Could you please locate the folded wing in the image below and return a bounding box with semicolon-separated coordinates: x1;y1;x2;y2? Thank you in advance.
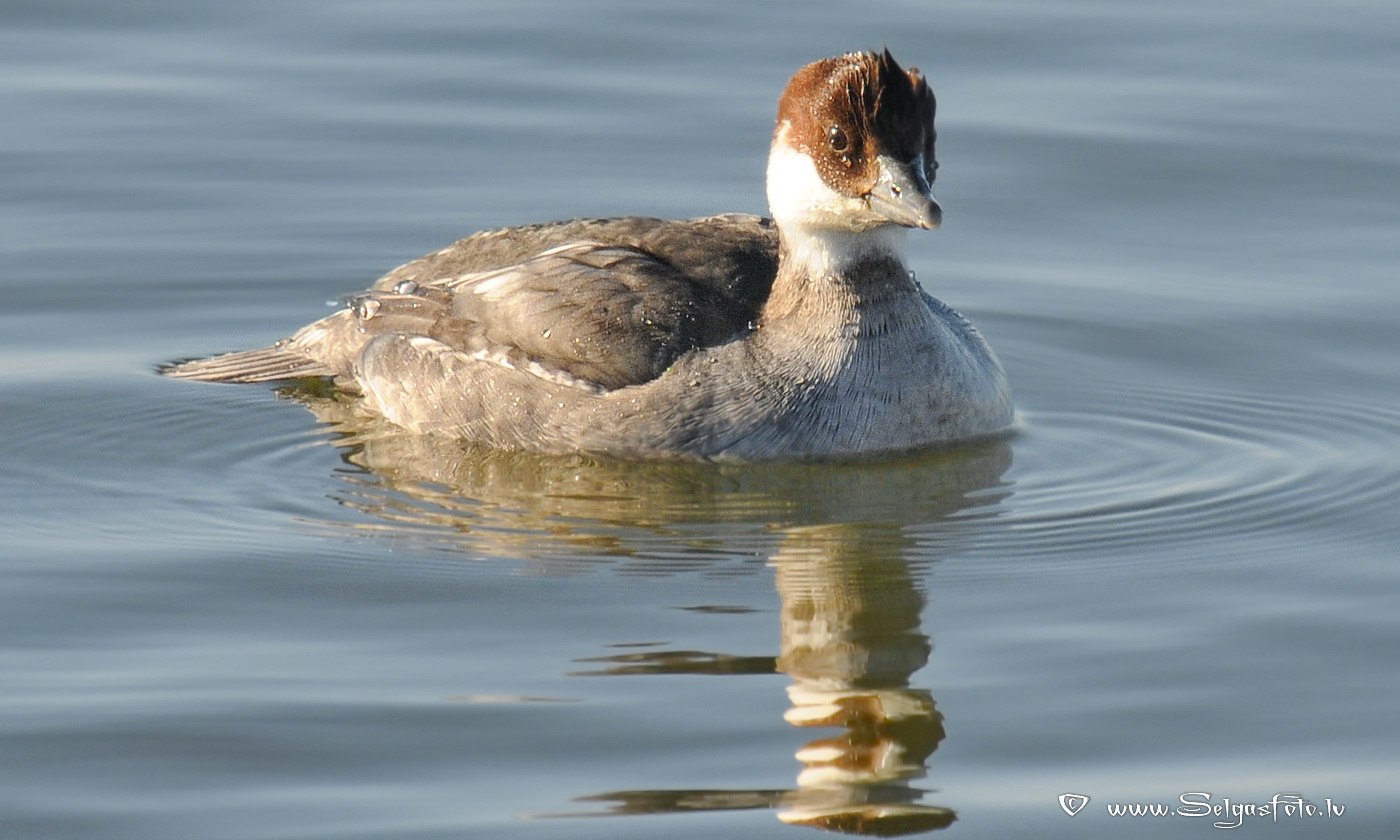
163;217;777;393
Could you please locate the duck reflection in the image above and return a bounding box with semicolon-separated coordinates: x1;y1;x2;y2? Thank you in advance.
775;526;951;832
571;525;955;834
289;389;1011;835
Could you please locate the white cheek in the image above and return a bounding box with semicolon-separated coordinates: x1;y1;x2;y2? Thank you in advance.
765;142;870;231
765;143;908;275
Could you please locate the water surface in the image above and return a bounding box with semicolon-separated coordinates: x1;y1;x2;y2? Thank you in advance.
4;1;1399;837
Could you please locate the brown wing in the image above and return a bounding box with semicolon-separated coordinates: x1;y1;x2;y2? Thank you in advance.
375;213;778;314
164;214;778;389
351;242;752;391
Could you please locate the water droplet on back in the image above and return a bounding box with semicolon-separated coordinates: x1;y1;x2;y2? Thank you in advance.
356;298;381;320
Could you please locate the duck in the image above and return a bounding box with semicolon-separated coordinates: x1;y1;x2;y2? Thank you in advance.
163;50;1013;460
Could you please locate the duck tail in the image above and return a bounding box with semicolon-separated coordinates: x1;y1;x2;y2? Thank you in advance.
159;344;332;383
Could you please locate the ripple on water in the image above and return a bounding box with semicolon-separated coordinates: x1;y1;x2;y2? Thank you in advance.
25;366;1392;583
1;378;342;556
972;382;1400;570
140;373;1400;583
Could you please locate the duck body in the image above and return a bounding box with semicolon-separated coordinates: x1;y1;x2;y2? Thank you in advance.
164;52;1013;460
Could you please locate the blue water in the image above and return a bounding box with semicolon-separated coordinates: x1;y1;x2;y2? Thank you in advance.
4;1;1400;838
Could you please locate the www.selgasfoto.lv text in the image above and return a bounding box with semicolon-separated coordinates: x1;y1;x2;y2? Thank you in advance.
1101;792;1345;829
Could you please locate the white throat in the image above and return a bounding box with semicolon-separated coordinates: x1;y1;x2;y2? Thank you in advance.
780;221;909;281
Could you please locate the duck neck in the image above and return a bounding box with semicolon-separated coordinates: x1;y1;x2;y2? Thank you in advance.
762;224;921;324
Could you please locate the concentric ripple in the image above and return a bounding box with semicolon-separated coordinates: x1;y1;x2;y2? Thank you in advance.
217;368;1400;580
1;378;342;556
959;380;1400;569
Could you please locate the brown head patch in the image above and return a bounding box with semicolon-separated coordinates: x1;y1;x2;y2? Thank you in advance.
774;49;937;198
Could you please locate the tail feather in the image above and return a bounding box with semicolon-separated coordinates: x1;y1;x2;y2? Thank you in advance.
160;345;332;383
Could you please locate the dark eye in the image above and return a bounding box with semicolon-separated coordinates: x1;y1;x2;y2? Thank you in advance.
827;125;849;153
